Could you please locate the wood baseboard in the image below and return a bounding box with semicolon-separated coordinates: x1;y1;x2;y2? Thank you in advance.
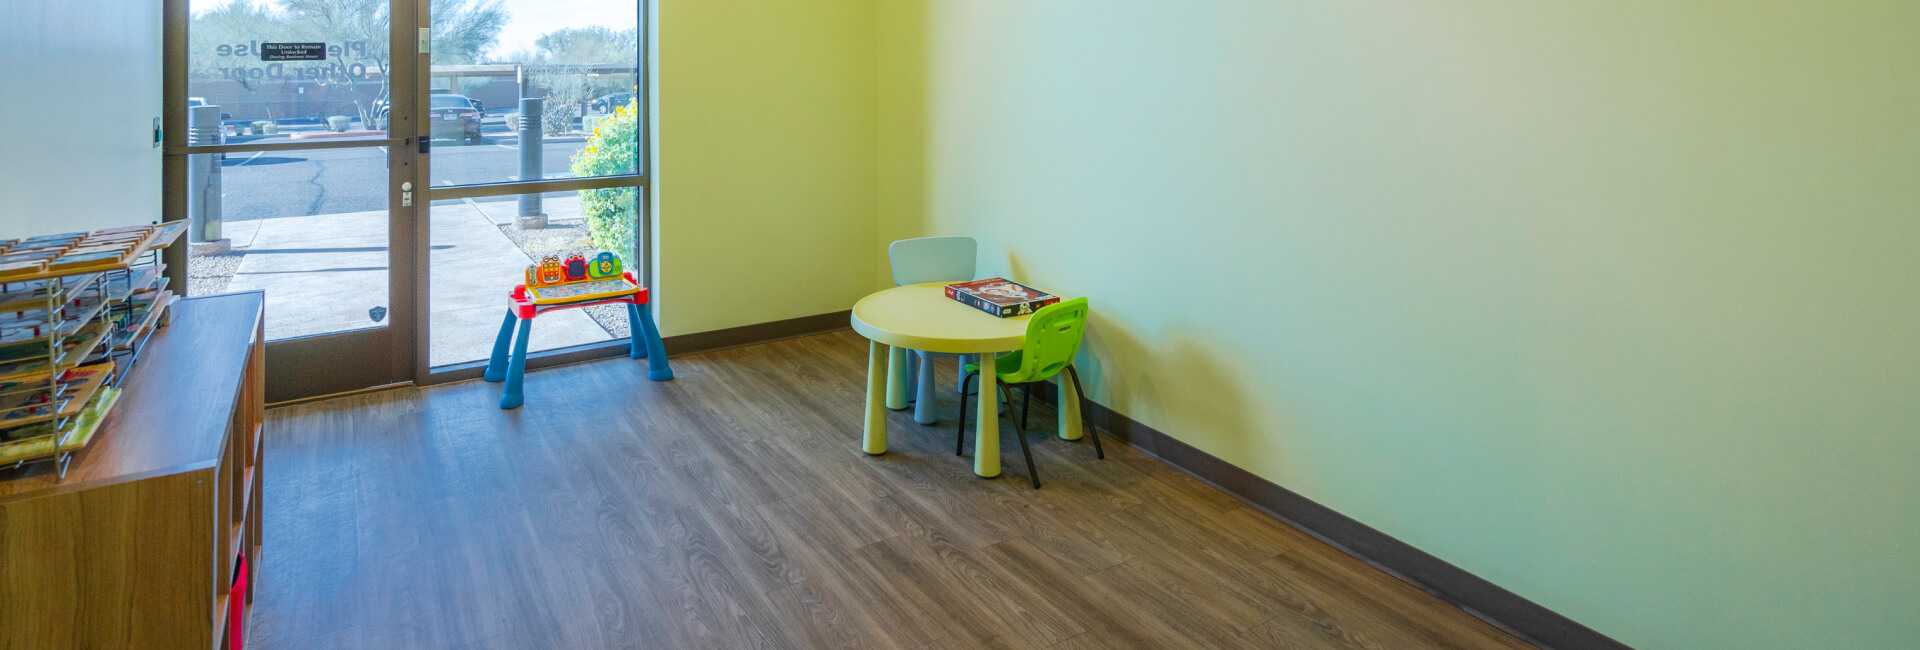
1041;385;1630;649
664;310;851;355
326;311;857;395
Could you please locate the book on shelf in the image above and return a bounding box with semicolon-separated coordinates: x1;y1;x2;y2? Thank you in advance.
943;277;1060;318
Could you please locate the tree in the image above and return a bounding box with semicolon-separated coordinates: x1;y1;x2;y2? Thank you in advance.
282;0;506;126
189;0;507;126
529;27;637;65
272;0;505;66
520;27;637;133
275;0;388;126
428;0;511;64
187;1;282;85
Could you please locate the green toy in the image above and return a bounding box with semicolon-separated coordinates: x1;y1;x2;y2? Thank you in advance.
587;251;623;279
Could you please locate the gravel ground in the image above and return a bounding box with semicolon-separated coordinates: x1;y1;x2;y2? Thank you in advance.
497;220;630;339
188;250;243;296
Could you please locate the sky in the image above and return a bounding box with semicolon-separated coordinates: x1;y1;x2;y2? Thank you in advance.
194;0;637;60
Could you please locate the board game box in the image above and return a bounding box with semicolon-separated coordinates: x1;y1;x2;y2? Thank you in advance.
944;277;1060;318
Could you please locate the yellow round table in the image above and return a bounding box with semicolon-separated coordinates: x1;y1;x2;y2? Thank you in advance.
850;282;1084;478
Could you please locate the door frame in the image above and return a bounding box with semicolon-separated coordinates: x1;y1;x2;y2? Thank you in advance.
162;0;652;399
162;0;423;402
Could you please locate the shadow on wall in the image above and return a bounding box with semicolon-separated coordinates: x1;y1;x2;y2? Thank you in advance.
1005;251;1286;482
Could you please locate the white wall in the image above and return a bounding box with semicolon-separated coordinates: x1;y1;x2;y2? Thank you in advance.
0;0;164;238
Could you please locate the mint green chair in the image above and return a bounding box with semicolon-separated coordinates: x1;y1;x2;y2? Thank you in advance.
888;236;977;424
955;297;1100;489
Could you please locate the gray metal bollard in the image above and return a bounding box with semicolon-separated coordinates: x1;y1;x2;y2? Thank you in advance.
187;105;226;244
517;97;546;228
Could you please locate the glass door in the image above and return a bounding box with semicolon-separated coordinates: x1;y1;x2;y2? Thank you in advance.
166;0;422;401
416;0;649;378
166;0;649;397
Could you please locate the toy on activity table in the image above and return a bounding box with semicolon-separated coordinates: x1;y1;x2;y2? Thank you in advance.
484;250;670;409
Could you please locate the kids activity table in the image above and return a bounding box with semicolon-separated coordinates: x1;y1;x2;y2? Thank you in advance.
484;271;671;409
849;281;1084;478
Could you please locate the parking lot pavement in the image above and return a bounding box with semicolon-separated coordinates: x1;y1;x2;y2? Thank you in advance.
215;135;599;220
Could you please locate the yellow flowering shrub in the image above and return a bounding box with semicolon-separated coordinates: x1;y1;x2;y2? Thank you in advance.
569;99;639;263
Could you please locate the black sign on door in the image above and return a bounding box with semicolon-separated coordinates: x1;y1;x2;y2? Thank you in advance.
260;43;327;61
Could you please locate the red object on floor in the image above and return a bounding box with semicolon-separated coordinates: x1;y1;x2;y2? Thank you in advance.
227;556;249;650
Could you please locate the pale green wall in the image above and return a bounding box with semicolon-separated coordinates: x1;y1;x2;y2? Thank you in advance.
876;1;1919;647
654;0;877;336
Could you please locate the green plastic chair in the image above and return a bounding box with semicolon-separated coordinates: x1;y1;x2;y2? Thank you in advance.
955;297;1101;489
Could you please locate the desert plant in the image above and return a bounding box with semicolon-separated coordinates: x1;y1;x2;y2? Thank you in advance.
569;99;639;263
540;100;576;134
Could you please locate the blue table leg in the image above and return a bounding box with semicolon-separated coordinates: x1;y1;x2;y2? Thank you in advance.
500;318;533;409
886;347;911;410
635;302;673;381
625;302;647;359
906;350;919;402
913;350;938;424
483;309;517;383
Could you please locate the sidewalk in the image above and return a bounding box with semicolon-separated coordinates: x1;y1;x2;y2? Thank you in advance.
221;197;614;367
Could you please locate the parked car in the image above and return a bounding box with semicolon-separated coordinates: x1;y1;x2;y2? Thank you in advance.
365;94;485;141
428;93;484;144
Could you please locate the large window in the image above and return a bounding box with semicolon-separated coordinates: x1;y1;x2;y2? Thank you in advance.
424;0;645;368
428;7;640;187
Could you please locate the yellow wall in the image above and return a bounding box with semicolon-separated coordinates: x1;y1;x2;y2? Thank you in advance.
877;1;1919;647
653;0;877;336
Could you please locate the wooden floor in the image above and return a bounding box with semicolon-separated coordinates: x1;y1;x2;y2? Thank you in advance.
252;329;1530;650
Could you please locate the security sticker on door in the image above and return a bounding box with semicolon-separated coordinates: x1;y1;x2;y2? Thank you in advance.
260;43;327;61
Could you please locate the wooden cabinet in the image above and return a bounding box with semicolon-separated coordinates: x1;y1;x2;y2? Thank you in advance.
0;292;266;650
